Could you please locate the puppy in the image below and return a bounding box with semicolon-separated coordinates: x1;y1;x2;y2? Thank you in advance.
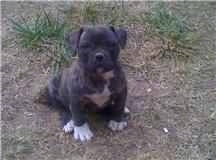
48;25;128;142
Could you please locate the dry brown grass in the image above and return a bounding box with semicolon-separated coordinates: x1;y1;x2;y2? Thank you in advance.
2;1;216;160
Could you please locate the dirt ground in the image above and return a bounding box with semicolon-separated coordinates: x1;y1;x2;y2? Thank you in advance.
1;1;216;160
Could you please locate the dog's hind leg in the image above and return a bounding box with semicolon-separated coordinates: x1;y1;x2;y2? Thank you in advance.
106;88;128;131
48;74;74;132
47;74;63;108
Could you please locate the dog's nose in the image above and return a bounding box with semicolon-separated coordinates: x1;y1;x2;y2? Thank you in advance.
95;53;104;62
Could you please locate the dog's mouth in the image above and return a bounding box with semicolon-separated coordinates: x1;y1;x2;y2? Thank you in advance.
85;59;115;76
96;68;114;80
96;67;105;74
96;65;114;74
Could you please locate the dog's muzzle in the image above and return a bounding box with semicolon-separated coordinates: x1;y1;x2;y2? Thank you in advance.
93;52;114;74
95;52;105;64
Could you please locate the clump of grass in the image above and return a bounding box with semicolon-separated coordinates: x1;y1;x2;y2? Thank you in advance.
10;11;66;49
100;1;129;26
142;2;197;58
9;11;72;74
81;2;99;24
66;1;130;26
65;2;101;27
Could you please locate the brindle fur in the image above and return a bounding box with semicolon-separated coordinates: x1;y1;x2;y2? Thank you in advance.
48;25;127;127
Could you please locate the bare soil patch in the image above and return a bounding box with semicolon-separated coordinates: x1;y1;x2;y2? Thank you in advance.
1;2;216;160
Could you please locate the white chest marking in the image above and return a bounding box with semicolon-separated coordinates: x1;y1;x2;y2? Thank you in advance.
86;83;111;107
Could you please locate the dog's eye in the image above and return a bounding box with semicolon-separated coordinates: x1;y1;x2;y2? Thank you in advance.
108;42;116;48
80;43;92;49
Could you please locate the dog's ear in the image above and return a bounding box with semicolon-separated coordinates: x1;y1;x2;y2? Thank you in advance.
65;27;84;54
110;26;127;49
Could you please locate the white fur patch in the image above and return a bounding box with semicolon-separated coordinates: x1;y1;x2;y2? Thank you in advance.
124;107;130;113
102;70;114;80
85;83;111;107
74;123;93;141
84;71;114;107
108;120;127;131
63;120;74;133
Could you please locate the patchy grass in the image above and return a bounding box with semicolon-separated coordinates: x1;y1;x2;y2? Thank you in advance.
9;10;71;74
141;2;197;58
9;11;66;49
10;1;199;74
81;2;99;24
9;2;133;74
65;1;130;26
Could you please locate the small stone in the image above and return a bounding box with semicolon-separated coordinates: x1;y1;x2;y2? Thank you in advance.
210;110;216;119
147;88;152;92
163;127;168;133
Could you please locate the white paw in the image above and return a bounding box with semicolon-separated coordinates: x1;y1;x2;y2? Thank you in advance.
108;120;127;131
124;107;130;113
63;120;74;133
74;123;93;142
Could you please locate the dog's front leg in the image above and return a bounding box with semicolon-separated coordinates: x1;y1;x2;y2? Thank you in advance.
64;98;93;142
107;88;128;131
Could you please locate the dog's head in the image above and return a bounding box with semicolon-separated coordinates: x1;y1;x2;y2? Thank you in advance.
66;25;127;74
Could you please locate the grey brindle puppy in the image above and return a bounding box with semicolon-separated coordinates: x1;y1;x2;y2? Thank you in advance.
48;25;129;142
